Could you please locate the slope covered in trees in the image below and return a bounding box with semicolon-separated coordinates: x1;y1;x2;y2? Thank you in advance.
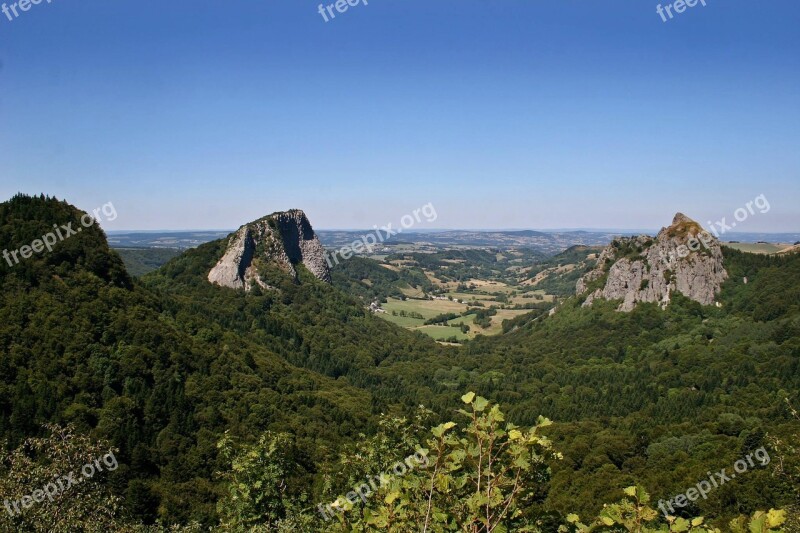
0;195;441;525
0;195;798;529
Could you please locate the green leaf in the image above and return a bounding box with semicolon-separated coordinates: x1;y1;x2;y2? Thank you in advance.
474;396;489;412
765;509;786;528
600;506;622;525
748;514;766;533
432;421;457;437
672;517;690;532
461;392;476;404
489;404;505;422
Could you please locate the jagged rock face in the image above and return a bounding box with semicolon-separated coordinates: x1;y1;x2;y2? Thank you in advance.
577;213;728;312
208;209;331;290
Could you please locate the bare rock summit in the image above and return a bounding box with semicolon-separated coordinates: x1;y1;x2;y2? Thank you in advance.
208;209;331;290
576;213;728;312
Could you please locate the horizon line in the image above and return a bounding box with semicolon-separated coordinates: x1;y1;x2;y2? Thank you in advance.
105;228;800;235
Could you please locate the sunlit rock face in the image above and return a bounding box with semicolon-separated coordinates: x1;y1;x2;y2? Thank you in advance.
577;213;727;312
208;209;331;291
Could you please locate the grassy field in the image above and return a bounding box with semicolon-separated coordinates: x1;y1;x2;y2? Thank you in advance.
509;290;554;305
399;285;426;298
379;297;532;341
444;309;531;337
447;292;497;302
372;254;560;342
445;289;554;306
447;314;476;326
381;297;467;318
460;279;516;293
378;298;474;341
482;309;530;335
724;242;793;254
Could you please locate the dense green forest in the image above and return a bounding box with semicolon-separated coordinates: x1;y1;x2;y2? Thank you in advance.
330;255;434;302
115;248;182;277
0;195;798;531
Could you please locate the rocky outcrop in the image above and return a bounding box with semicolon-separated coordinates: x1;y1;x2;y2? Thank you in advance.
577;213;728;312
208;209;331;290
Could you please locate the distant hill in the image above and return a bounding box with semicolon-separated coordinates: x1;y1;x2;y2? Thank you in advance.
106;231;232;249
108;229;800;258
375;229;624;253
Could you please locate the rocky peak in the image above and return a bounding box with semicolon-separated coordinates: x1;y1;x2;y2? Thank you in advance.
671;212;692;225
576;213;728;312
208;209;331;291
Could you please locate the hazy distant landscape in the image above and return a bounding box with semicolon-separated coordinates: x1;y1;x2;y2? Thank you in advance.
109;229;800;253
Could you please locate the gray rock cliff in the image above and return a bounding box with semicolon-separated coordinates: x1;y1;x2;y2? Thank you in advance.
576;213;728;312
208;209;331;290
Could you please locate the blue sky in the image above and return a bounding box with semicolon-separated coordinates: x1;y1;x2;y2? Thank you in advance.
0;0;798;231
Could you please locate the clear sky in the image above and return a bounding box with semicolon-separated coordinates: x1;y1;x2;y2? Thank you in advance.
1;0;798;232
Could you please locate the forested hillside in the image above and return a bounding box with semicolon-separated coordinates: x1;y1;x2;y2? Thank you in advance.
1;195;798;530
0;195;442;526
115;248;182;277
